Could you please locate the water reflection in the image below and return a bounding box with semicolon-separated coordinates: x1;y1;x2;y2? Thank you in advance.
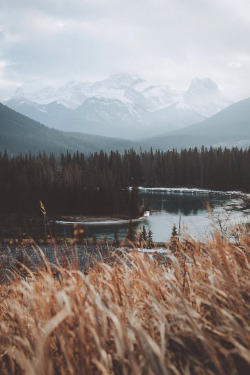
141;191;210;215
1;192;247;242
141;191;232;215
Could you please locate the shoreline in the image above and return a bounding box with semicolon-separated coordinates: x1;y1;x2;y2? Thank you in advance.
55;187;249;225
0;187;248;226
55;215;148;225
138;186;250;197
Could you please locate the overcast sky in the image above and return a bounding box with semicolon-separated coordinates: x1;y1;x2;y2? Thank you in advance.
0;0;250;100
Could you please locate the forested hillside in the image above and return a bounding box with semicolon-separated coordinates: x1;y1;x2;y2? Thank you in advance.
0;102;134;155
1;98;250;157
0;147;249;216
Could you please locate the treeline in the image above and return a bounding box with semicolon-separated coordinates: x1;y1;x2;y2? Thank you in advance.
0;151;141;217
138;146;250;191
0;146;249;215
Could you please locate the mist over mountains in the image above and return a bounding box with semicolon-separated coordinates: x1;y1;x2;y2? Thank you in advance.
0;102;135;156
1;94;249;156
5;74;231;139
1;73;249;155
140;97;250;150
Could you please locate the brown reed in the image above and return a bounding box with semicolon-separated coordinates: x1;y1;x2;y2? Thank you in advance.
0;227;249;375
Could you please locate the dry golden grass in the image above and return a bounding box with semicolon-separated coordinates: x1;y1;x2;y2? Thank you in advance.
0;228;249;375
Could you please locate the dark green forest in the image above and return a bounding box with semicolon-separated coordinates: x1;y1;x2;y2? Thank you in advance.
0;102;134;156
0;147;249;216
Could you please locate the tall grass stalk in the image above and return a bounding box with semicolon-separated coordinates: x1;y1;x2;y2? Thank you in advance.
0;228;249;374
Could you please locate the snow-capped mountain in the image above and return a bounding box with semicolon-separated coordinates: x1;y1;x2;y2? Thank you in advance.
178;78;231;117
140;84;179;111
5;74;232;138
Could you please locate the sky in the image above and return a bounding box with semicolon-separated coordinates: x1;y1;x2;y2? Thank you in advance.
0;0;250;101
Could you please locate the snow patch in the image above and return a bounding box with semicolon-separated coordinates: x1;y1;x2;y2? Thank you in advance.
138;187;250;198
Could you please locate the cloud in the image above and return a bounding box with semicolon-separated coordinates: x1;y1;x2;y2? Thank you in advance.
0;0;250;100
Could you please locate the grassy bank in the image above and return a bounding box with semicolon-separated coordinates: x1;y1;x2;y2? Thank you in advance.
0;227;249;375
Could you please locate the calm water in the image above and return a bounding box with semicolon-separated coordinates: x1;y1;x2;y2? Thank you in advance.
61;191;249;241
3;191;248;242
138;191;249;241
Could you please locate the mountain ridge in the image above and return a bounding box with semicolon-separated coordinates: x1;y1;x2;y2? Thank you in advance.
140;96;250;150
1;95;249;156
0;102;136;155
5;74;231;139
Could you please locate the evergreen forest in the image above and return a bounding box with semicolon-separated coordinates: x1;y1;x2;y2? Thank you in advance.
0;146;249;216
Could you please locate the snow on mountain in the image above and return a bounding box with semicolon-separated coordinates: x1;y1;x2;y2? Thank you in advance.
19;74;147;109
5;74;232;138
141;85;180;111
178;77;232;117
21;82;91;109
6;96;48;113
11;74;230;114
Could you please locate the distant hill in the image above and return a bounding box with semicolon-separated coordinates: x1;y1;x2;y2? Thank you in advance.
0;102;135;155
1;96;249;156
140;97;250;150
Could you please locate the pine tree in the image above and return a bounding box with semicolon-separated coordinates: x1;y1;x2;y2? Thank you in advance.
147;228;154;248
142;225;147;241
172;223;178;237
171;223;179;252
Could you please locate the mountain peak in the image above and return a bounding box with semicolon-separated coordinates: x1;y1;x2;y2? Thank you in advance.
181;77;231;117
5;74;233;138
106;73;145;87
188;77;218;93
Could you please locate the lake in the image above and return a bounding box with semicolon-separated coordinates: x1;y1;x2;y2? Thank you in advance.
1;190;249;242
4;190;248;242
75;190;248;242
138;189;249;241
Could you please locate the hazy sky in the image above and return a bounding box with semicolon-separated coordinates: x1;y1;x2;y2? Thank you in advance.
1;0;250;100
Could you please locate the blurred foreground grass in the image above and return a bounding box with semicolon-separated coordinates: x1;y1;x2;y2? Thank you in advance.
0;226;249;375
